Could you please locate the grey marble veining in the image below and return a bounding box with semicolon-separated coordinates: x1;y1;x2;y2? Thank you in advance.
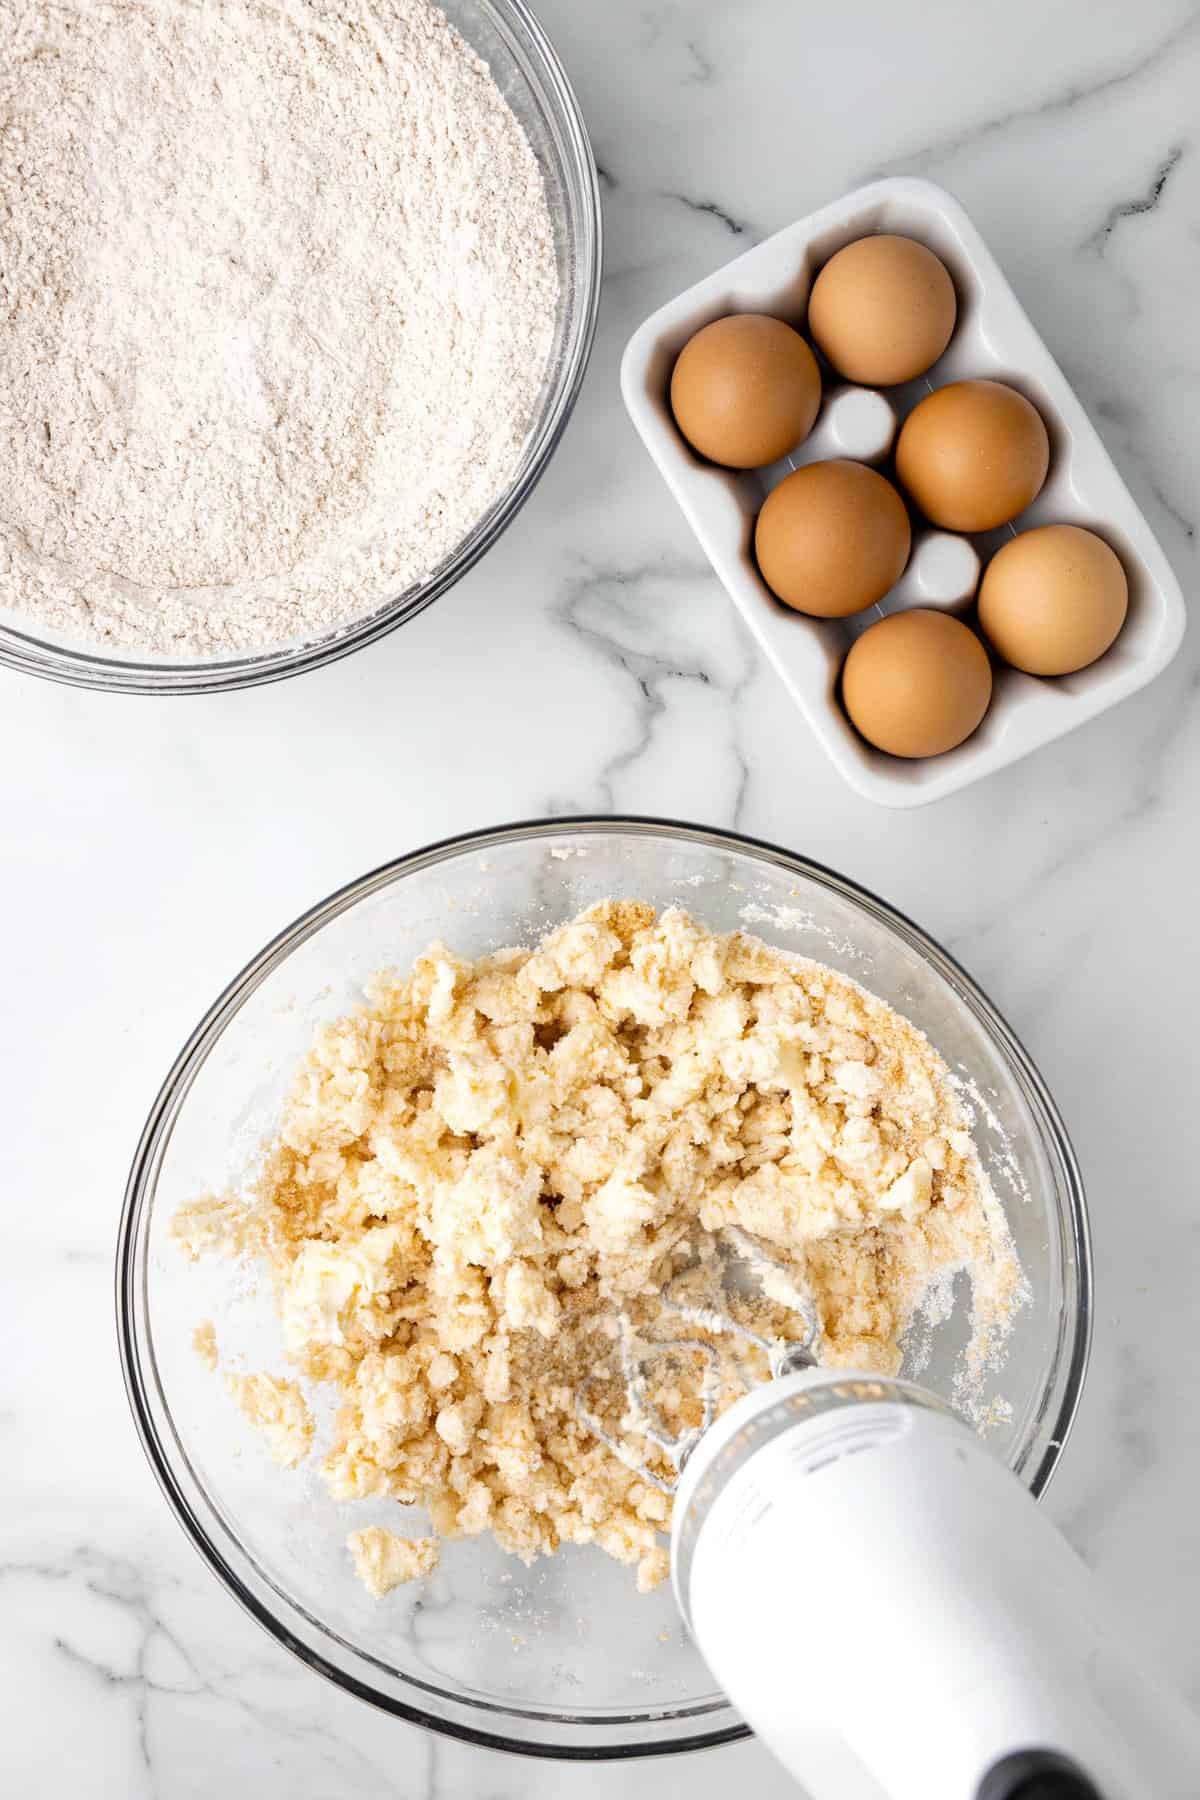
4;0;1200;1793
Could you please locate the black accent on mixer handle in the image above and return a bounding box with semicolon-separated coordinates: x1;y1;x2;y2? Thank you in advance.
975;1748;1104;1799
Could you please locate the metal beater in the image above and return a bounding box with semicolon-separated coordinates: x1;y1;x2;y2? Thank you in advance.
576;1224;822;1494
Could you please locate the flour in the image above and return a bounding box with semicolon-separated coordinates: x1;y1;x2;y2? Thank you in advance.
0;0;558;656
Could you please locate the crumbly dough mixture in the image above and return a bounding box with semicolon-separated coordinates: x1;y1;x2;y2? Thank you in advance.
192;1320;219;1373
224;1371;314;1469
347;1527;440;1597
176;903;1020;1594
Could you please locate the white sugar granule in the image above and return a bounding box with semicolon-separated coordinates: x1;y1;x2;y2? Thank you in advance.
0;0;559;657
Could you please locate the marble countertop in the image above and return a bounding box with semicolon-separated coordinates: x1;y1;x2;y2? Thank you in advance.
6;0;1199;1792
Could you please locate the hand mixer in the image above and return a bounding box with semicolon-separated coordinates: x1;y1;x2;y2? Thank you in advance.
579;1229;1200;1799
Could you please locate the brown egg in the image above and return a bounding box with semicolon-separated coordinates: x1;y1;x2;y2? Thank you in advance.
895;379;1050;532
978;524;1128;676
755;460;911;618
807;234;957;386
669;314;822;468
842;609;993;758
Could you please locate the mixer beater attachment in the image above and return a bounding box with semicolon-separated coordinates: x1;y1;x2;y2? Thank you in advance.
576;1225;822;1494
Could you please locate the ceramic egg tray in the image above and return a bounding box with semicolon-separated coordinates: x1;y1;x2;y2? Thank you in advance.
620;176;1186;807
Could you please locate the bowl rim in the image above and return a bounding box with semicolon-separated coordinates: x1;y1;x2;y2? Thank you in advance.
116;814;1093;1759
0;0;602;697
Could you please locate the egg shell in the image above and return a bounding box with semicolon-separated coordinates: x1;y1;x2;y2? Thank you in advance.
755;459;911;618
895;379;1050;532
978;524;1129;676
808;234;958;386
669;314;822;469
842;608;993;758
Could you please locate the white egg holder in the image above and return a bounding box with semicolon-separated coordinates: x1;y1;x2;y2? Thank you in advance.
620;176;1186;808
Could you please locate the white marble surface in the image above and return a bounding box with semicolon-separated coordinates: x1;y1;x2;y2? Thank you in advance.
4;0;1200;1792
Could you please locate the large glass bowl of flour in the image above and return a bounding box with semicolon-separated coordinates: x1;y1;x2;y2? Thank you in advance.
117;818;1092;1758
0;0;599;694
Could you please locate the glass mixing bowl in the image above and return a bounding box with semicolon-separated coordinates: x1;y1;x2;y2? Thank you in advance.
117;819;1091;1758
0;0;600;695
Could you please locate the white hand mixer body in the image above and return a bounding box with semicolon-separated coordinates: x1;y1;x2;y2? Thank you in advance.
577;1230;1200;1798
671;1368;1200;1799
